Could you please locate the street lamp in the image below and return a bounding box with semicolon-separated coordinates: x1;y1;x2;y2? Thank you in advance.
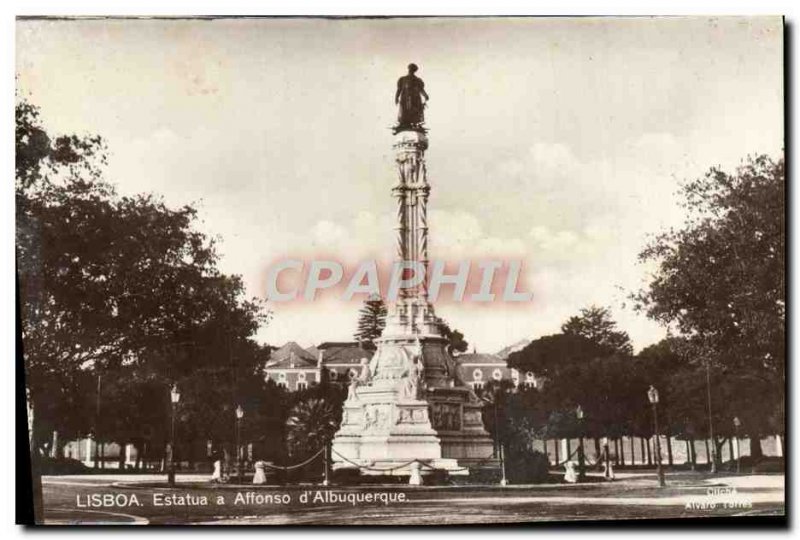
576;405;586;481
733;417;741;474
168;384;180;486
647;385;666;487
483;387;508;486
235;405;244;483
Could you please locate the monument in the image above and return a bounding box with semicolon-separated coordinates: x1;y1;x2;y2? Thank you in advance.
332;64;495;481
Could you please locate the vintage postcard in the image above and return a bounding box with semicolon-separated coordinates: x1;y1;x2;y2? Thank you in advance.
15;16;785;525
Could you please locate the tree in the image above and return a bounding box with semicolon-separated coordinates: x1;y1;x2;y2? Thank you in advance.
436;318;469;356
561;305;633;355
353;294;386;351
16;99;270;463
285;397;339;459
507;309;637;446
635;154;785;456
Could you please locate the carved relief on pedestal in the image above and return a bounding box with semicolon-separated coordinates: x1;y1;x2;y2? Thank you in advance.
341;406;364;430
394;405;431;426
462;409;483;427
430;403;462;431
363;404;393;432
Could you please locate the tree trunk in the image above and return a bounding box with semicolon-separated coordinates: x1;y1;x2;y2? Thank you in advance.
118;442;126;470
640;437;646;465
714;438;725;470
629;437;636;465
646;438;652;465
750;436;764;461
619;438;626;466
594;438;601;464
704;438;711;464
666;433;673;466
728;438;735;465
554;439;560;465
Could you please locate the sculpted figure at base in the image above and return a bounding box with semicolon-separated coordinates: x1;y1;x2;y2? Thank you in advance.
399;338;425;401
347;357;372;401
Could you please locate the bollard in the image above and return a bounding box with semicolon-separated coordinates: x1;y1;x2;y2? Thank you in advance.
408;461;422;486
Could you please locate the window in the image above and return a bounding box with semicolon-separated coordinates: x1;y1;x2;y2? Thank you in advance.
492;369;502;380
349;368;358;380
296;381;308;391
472;369;483;381
277;372;287;389
472;381;485;390
525;371;536;389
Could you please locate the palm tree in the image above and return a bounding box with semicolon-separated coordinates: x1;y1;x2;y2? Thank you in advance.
285;397;338;459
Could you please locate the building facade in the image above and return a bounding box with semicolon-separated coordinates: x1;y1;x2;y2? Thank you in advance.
263;341;374;391
264;340;542;392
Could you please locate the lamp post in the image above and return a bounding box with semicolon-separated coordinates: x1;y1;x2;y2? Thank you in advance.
576;405;586;482
484;386;508;486
235;405;244;483
733;417;741;474
168;384;180;486
495;387;509;486
647;385;666;487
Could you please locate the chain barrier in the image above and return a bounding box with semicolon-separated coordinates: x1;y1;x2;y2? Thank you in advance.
555;446;580;466
332;448;421;472
332;448;496;474
417;453;497;473
260;447;325;471
554;447;605;468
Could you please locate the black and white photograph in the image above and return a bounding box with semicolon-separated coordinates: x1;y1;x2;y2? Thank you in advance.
14;14;786;526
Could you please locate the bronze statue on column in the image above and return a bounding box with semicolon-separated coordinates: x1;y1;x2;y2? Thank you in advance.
395;63;429;133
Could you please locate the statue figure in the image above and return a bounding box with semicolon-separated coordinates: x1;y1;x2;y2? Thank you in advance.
395;63;429;132
369;344;381;378
347;357;372;401
357;357;371;382
399;338;425;401
364;407;377;430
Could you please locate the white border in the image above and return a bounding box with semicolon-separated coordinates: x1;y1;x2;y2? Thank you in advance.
3;2;795;539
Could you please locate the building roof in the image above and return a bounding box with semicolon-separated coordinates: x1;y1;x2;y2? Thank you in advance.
318;341;360;350
455;352;508;366
495;339;532;360
320;343;374;365
265;341;317;369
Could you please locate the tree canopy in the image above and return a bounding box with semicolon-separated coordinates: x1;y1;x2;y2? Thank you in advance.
635;154;785;444
17;99;273;458
353;294;386;351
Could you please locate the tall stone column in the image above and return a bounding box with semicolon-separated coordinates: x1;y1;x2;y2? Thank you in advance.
331;102;493;480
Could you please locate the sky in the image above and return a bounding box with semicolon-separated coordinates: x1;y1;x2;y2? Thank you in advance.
16;16;784;354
